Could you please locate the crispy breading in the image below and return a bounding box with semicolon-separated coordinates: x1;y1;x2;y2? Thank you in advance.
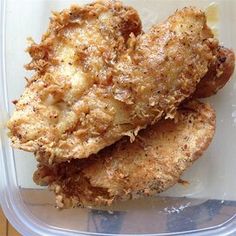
7;0;142;159
193;46;235;98
33;45;234;207
8;4;218;163
33;44;234;207
34;100;215;208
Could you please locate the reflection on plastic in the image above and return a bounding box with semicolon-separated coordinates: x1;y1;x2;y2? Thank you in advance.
85;197;236;234
88;210;125;234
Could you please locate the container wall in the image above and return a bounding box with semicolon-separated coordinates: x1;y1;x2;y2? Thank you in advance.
0;0;236;235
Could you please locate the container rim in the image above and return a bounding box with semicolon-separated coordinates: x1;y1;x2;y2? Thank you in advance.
0;0;235;235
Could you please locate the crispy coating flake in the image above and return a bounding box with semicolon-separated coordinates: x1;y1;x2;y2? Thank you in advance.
8;4;218;163
34;100;216;208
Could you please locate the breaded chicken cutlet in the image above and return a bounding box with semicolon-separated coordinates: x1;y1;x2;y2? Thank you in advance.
35;44;235;165
34;44;235;207
34;100;215;208
8;0;142;162
8;3;219;163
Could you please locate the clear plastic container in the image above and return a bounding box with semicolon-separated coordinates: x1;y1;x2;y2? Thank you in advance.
0;0;236;235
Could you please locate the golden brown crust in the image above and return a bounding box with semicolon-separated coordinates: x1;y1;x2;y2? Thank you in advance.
34;100;216;208
193;46;235;98
25;1;142;74
8;0;142;159
8;5;218;163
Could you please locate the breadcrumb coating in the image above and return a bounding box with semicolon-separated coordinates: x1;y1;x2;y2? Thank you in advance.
8;3;218;164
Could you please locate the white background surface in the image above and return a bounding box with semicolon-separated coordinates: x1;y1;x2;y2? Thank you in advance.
3;0;236;200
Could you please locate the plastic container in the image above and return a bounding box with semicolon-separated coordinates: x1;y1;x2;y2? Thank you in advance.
0;0;236;235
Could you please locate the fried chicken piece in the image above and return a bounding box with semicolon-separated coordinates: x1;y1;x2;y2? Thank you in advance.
8;5;218;163
193;46;235;98
34;43;233;207
33;45;234;207
14;45;233;161
34;100;215;208
7;0;141;160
